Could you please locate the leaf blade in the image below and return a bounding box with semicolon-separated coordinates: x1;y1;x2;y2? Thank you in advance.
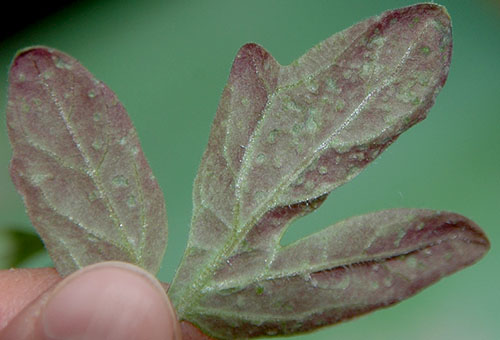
237;3;453;220
170;3;489;339
7;47;167;276
188;209;489;339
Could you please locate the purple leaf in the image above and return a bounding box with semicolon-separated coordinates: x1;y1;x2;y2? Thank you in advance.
169;3;489;339
190;209;489;339
6;47;167;276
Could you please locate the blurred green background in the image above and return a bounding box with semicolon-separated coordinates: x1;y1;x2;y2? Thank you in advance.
0;0;498;339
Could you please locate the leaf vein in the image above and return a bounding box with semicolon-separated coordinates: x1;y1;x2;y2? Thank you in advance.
36;67;137;259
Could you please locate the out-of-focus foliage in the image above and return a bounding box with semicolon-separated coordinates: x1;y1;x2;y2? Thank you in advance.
0;227;44;268
0;1;498;340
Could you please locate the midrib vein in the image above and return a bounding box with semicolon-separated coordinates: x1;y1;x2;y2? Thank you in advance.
36;64;138;261
174;19;430;316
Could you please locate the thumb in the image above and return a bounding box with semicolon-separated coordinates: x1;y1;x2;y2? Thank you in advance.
0;261;181;340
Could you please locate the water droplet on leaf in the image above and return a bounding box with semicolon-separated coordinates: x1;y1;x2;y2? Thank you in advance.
335;99;345;112
92;139;103;150
267;129;279;144
21;102;30;113
420;45;431;55
306;117;317;132
88;191;98;202
88;235;100;243
112;175;128;187
256;153;265;164
42;71;53;80
127;195;137;208
53;56;73;69
406;257;418;268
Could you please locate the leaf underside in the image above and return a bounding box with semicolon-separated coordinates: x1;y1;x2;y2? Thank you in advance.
7;47;168;276
169;4;489;339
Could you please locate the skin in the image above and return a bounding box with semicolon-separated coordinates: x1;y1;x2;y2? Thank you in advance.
0;261;212;340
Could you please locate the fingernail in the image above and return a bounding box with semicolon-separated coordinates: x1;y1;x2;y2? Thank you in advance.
41;262;178;340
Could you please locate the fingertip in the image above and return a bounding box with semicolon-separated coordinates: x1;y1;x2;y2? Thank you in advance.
0;262;181;340
0;267;61;331
41;261;180;340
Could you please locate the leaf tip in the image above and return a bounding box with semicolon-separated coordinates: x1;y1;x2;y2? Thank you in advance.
11;46;52;67
8;46;61;85
456;213;491;260
231;42;275;75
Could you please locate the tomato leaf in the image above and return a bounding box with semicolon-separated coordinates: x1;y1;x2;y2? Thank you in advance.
7;47;168;276
182;209;488;339
168;4;489;339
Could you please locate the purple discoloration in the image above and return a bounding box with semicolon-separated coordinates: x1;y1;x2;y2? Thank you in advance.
7;47;167;276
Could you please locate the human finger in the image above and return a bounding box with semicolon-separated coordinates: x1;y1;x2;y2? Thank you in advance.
0;261;181;340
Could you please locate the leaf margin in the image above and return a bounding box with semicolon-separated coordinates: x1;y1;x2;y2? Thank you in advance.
6;46;168;276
